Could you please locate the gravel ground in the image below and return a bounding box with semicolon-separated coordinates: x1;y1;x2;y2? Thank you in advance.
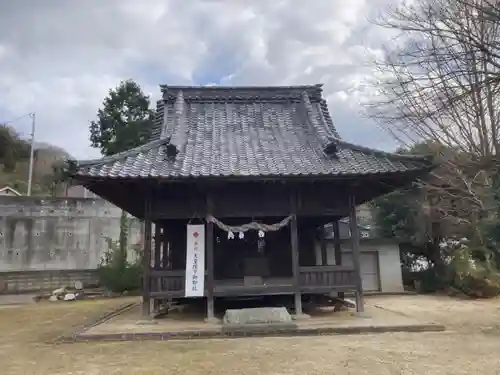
372;294;500;334
0;295;499;375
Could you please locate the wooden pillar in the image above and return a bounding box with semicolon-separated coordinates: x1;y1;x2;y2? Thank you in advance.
168;222;180;270
319;227;327;265
154;223;162;269
332;220;344;300
205;194;216;322
291;214;303;315
332;220;341;265
348;194;364;313
290;191;304;317
153;223;163;311
162;223;170;269
142;196;153;318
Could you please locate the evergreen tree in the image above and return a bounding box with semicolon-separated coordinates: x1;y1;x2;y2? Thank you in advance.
89;79;154;263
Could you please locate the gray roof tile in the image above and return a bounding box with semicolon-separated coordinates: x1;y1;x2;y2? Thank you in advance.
73;84;433;179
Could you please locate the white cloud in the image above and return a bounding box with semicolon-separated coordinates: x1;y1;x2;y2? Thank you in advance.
0;0;397;159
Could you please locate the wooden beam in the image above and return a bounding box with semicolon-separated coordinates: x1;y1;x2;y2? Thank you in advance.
290;191;304;317
205;193;216;322
142;196;153;318
348;194;364;313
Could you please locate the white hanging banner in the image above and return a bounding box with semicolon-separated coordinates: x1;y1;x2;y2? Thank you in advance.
184;224;205;297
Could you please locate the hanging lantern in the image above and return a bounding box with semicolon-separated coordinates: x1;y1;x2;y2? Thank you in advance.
228;231;235;240
239;231;245;239
258;230;265;238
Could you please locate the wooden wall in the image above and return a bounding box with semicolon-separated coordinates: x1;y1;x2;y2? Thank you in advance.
154;216;322;280
84;172;417;221
149;180;352;220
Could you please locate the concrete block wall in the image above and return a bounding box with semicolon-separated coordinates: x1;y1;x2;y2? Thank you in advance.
0;269;99;294
0;196;143;292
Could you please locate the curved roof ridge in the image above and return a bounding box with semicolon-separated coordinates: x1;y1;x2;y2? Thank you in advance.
336;139;434;162
160;84;325;102
160;83;324;91
75;137;171;167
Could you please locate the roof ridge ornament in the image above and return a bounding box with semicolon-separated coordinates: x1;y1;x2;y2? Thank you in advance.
301;91;337;156
164;136;179;161
323;140;338;156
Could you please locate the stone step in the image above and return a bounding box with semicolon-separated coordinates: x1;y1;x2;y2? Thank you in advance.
223;307;293;325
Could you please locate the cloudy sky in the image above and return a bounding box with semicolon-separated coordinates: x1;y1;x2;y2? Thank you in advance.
0;0;399;160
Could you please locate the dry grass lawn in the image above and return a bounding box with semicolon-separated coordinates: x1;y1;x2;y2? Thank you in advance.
1;295;500;375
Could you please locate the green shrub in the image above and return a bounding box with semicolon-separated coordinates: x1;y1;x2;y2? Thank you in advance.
98;262;142;294
409;238;500;298
409;241;500;297
98;237;142;294
448;246;500;298
416;267;449;293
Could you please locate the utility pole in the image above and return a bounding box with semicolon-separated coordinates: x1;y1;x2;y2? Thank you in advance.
27;112;35;196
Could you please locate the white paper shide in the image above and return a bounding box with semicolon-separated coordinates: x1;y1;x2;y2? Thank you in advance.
184;224;205;297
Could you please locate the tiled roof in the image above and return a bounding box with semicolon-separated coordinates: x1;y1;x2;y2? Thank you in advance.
0;186;22;196
72;84;433;180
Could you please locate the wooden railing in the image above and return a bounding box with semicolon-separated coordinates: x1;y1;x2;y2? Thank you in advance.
149;270;191;298
299;266;356;292
148;266;356;297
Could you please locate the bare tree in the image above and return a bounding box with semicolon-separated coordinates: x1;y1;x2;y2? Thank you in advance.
367;0;500;243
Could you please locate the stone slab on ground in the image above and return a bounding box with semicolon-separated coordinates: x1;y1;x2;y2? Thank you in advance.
64;293;77;301
342;298;356;308
52;287;66;296
223;307;292;325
